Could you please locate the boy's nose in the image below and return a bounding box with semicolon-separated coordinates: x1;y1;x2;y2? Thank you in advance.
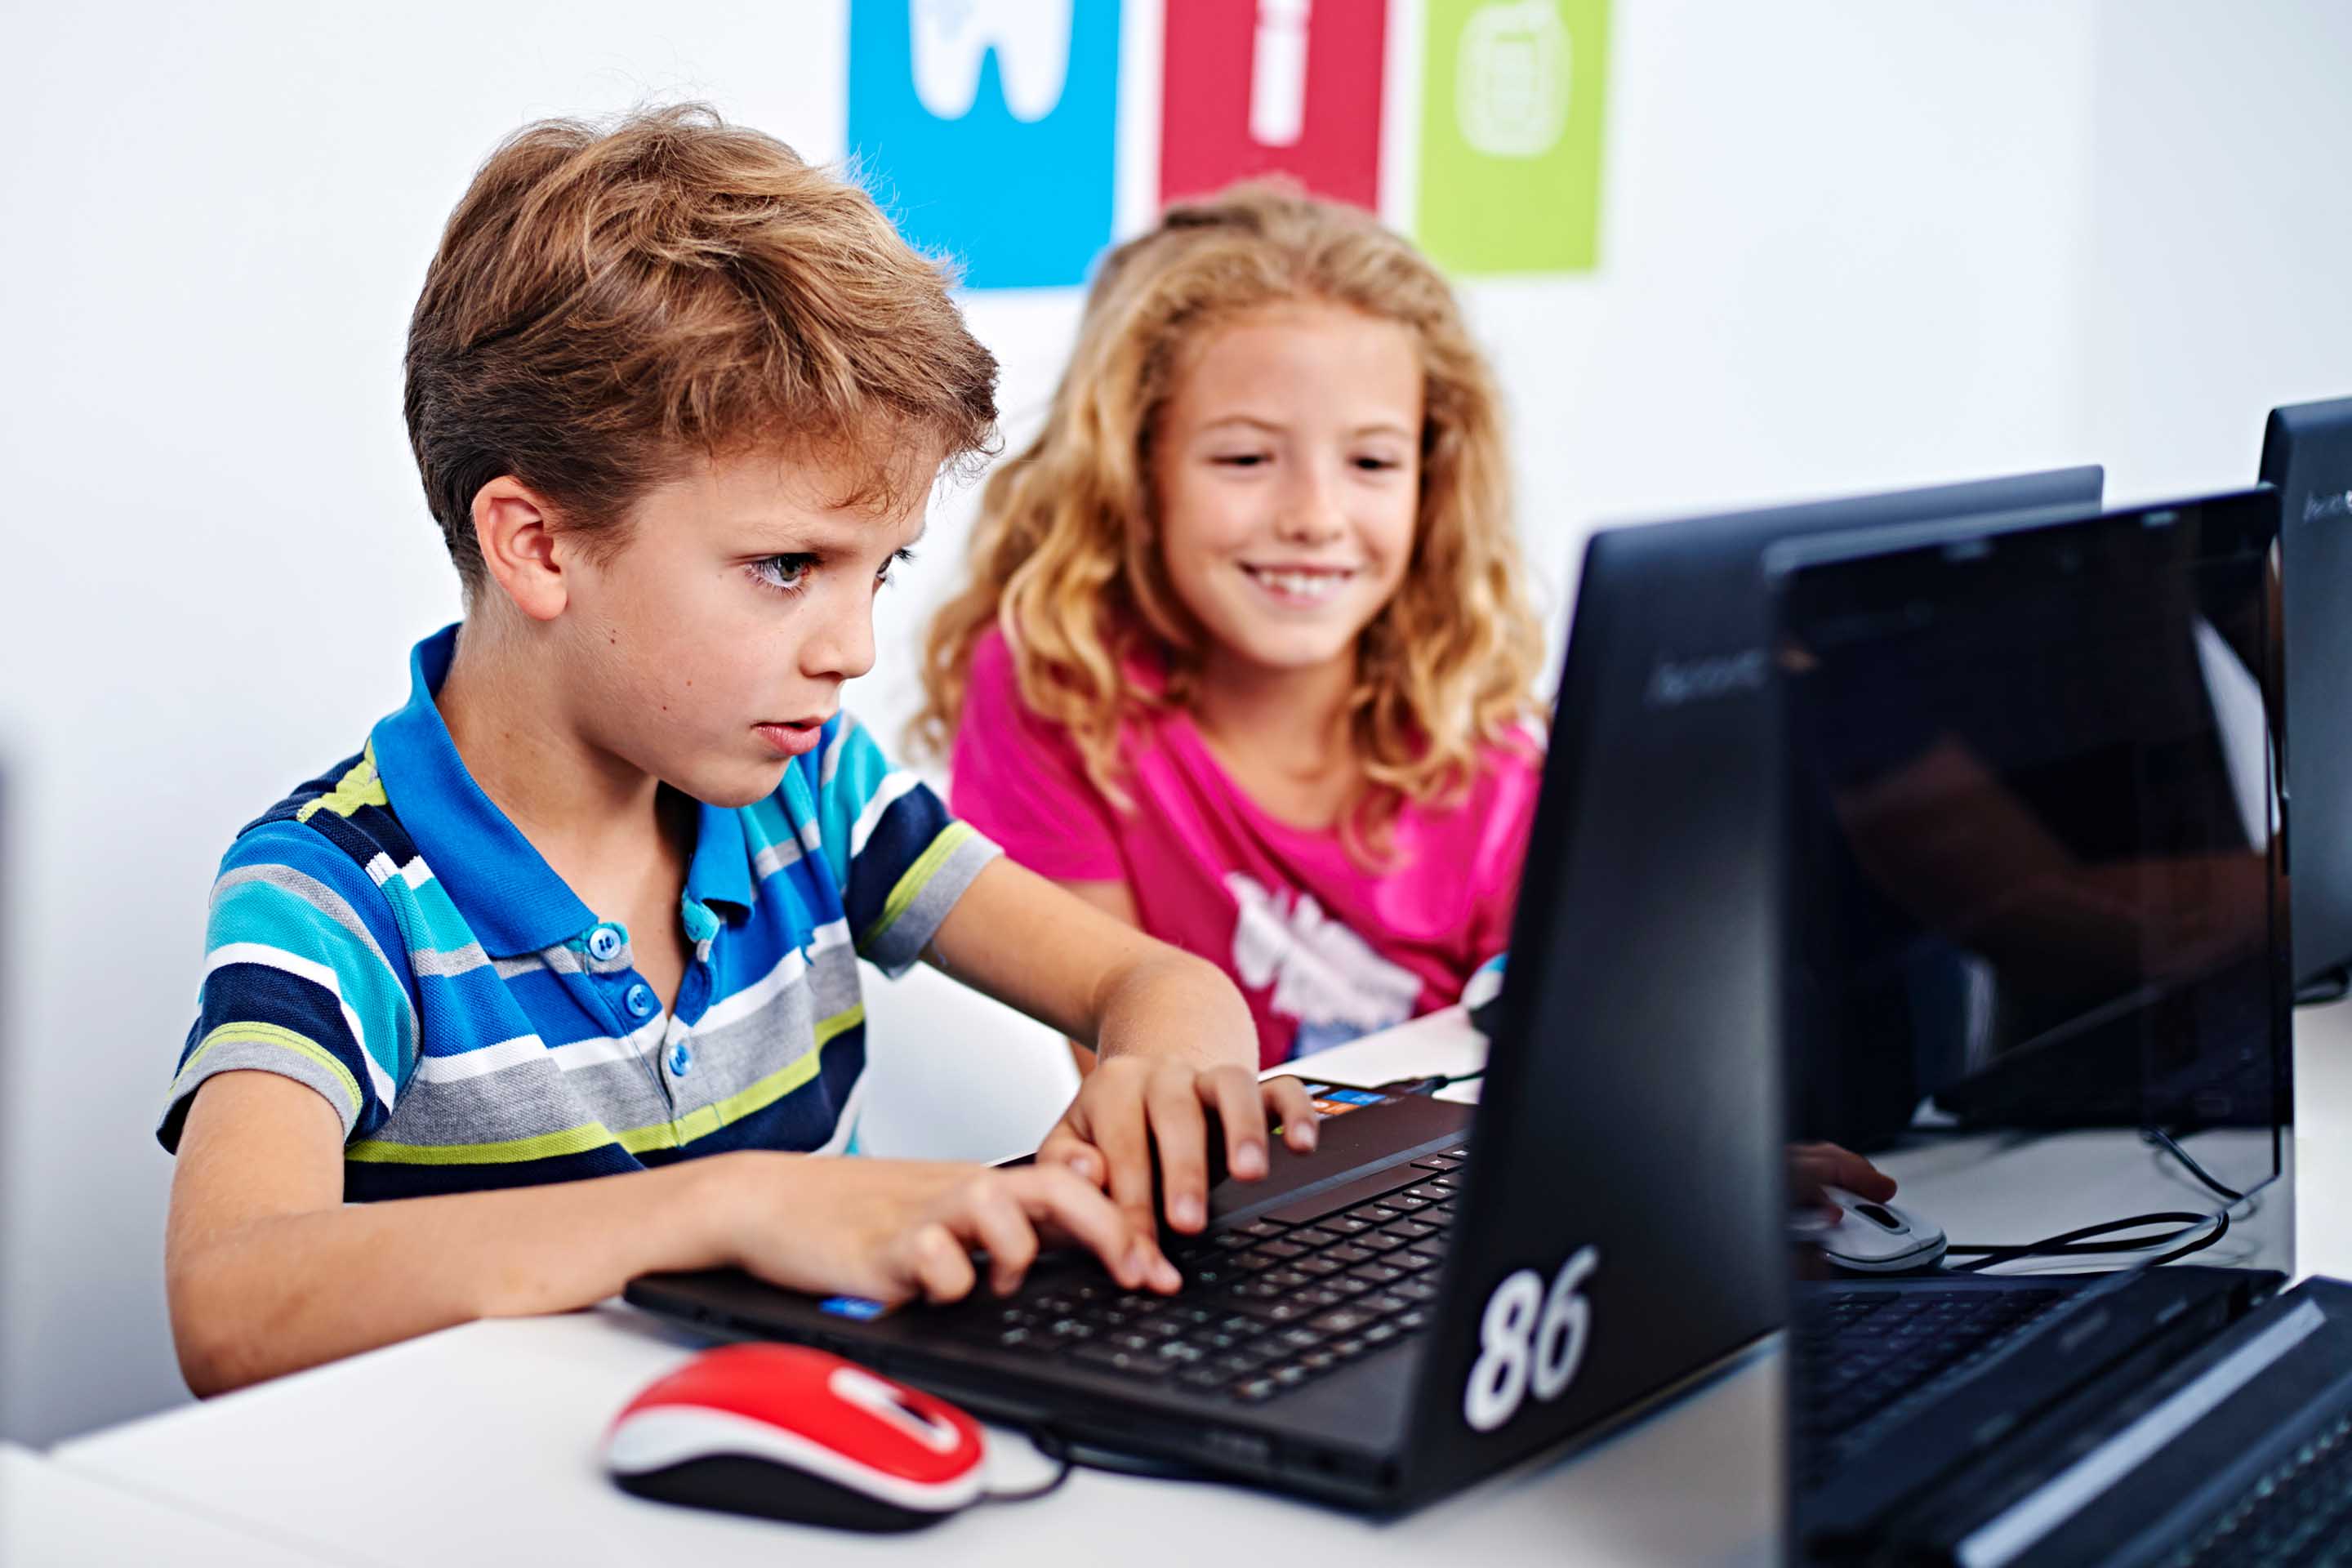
800;590;876;682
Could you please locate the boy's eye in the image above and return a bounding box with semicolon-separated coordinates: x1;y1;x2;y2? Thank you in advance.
1213;452;1271;468
751;554;815;593
876;546;916;586
1354;454;1405;472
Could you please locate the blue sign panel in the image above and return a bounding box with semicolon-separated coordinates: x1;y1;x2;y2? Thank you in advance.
847;0;1122;290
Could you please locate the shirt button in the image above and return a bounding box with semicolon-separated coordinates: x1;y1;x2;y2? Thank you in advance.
586;924;625;963
624;982;657;1019
668;1042;693;1077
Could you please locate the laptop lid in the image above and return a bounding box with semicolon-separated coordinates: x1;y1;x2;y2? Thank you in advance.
1390;467;2106;1506
1771;490;2292;1554
2260;396;2352;996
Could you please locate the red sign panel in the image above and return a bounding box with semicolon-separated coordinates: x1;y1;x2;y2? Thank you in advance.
1160;0;1388;211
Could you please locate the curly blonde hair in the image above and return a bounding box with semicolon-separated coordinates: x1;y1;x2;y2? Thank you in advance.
914;182;1545;862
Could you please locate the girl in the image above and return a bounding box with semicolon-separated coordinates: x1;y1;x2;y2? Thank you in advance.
916;184;1548;1069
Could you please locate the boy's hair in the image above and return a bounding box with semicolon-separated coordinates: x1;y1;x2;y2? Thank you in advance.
406;104;999;595
914;183;1545;862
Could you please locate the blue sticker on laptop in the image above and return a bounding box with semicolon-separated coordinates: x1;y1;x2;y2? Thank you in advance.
818;1295;893;1321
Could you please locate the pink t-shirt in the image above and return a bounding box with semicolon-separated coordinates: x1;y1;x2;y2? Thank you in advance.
950;630;1542;1068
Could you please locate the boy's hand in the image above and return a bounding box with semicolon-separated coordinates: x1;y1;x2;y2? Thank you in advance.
717;1153;1178;1302
1039;1060;1321;1241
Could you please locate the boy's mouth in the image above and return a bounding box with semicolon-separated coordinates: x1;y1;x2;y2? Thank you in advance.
1238;563;1358;608
753;718;829;759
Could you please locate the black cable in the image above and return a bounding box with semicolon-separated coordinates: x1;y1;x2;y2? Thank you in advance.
1944;1208;2230;1274
980;1428;1077;1504
2140;1126;2246;1204
1374;1067;1485;1096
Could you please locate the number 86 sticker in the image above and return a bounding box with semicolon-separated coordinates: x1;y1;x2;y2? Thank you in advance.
1463;1245;1600;1433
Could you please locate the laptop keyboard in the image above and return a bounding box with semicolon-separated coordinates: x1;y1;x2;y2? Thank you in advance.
2163;1408;2352;1568
1795;1286;2069;1483
947;1147;1470;1405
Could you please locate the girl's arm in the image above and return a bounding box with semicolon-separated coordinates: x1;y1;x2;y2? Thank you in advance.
925;858;1316;1245
165;1069;1156;1397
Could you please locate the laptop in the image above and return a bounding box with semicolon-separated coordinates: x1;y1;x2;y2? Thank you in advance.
1770;488;2305;1563
628;466;2105;1514
2260;396;2352;1001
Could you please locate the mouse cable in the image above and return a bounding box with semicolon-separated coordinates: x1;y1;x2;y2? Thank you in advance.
1374;1068;1486;1097
2139;1126;2247;1204
1944;1208;2230;1274
980;1428;1076;1505
990;1426;1217;1500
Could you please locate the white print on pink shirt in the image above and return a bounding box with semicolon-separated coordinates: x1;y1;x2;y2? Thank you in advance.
1224;871;1422;1036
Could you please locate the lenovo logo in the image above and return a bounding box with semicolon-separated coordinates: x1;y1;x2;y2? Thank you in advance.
2304;489;2352;523
1644;648;1767;709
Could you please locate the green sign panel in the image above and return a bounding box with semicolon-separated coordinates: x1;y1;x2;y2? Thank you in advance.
1416;0;1610;275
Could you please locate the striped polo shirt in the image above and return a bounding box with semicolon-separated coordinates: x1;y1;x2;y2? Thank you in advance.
157;625;1000;1200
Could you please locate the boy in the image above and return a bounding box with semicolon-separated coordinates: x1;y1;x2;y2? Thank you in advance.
159;106;1316;1397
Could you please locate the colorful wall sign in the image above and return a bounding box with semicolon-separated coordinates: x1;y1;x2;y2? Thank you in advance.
844;0;1608;288
1414;0;1610;275
1159;0;1388;211
846;0;1123;289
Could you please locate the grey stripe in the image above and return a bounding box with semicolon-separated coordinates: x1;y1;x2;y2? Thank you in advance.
753;838;805;880
537;944;586;976
492;954;545;981
163;1041;362;1143
862;833;1002;978
211;862;420;1045
409;942;491;979
360;963;863;1149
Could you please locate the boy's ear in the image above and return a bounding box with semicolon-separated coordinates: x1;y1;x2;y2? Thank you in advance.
470;477;568;622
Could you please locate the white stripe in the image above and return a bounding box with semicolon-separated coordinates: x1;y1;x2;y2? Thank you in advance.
696;945;812;1036
818;720;855;788
363;853;435;892
546;1011;668;1073
205;942;395;1107
411;1033;550;1085
1958;1298;2329;1566
809;1072;869;1156
849;770;924;858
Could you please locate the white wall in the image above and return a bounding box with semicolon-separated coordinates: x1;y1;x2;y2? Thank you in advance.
2082;0;2352;506
0;0;2310;1446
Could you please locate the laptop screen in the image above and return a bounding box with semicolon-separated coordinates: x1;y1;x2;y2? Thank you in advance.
1769;491;2291;1553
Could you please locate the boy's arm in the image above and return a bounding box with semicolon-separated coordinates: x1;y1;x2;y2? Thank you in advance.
925;858;1318;1245
165;1070;1160;1396
1049;878;1144;1075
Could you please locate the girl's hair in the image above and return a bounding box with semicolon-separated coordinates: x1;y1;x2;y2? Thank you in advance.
914;182;1545;860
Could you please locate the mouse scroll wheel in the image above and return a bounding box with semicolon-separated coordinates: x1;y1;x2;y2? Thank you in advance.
1854;1202;1904;1232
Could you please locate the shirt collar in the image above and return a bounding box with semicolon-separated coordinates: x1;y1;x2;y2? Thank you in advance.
684;800;753;920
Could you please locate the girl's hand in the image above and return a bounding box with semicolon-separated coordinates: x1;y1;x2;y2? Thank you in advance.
1038;1059;1321;1244
715;1153;1166;1304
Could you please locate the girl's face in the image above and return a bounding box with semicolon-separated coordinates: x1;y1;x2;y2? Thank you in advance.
1152;301;1423;684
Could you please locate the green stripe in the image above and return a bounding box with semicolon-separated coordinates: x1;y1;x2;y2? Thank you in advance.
180;1022;363;1120
345;1004;866;1166
859;822;976;954
296;742;388;824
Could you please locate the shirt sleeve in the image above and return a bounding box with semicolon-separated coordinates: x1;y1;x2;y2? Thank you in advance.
817;710;1002;978
158;821;419;1152
947;630;1125;883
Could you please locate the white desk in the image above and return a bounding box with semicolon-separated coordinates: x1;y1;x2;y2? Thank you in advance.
42;1003;2352;1568
42;1011;1780;1568
0;1441;340;1565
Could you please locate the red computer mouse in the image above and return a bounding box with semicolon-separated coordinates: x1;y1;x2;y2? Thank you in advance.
604;1344;987;1532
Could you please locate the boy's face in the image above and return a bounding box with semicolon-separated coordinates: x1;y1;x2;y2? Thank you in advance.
1152;301;1423;684
554;447;924;808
